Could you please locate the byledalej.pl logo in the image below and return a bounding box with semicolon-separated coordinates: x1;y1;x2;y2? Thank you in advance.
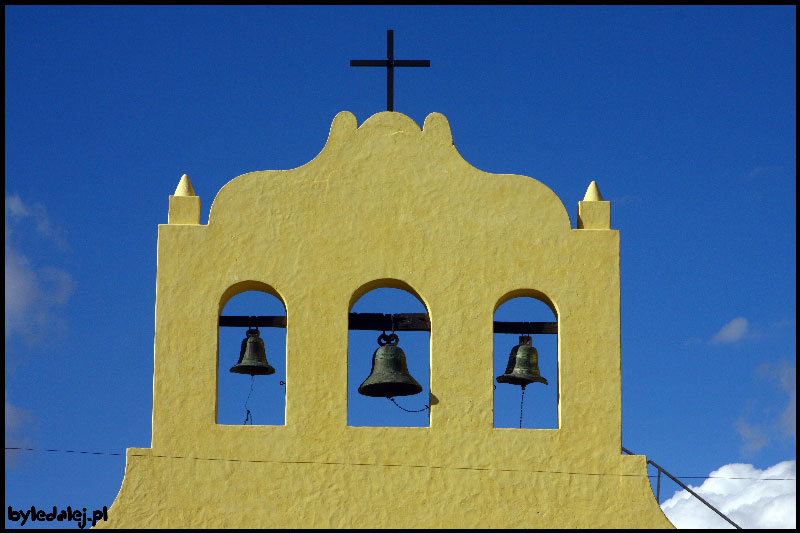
8;505;108;529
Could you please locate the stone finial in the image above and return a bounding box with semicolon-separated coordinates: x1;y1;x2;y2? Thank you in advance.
174;174;196;197
169;174;201;224
583;180;604;202
578;180;610;229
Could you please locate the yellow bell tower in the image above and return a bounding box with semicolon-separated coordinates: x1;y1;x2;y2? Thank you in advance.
100;111;674;528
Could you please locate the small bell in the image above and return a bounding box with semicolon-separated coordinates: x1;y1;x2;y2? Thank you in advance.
496;335;548;389
230;327;276;376
358;333;422;397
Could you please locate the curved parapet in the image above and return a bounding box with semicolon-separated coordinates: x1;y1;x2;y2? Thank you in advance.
207;111;572;233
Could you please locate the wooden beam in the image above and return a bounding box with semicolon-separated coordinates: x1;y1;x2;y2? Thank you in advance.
219;313;557;334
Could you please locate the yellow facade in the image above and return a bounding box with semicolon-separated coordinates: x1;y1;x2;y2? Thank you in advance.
101;111;673;528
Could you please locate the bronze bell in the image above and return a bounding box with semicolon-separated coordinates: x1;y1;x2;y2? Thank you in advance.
230;328;276;376
496;335;548;389
358;333;422;397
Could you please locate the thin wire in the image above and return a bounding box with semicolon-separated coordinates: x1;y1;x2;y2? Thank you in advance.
5;448;796;480
519;386;526;429
6;447;124;456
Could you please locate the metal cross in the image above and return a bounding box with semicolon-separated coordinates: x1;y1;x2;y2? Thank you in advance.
350;29;430;112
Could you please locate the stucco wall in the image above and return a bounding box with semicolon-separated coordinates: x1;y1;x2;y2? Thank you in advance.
100;112;673;528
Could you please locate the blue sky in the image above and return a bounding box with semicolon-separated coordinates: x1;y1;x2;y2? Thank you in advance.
5;6;795;528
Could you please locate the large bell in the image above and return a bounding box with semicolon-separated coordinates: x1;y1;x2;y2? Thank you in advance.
230;328;276;376
496;335;548;389
358;333;422;397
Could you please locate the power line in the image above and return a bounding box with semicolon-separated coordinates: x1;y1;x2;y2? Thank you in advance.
6;447;123;456
6;447;796;481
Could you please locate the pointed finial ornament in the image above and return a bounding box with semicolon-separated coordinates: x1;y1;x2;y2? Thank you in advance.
169;174;201;224
174;174;196;197
577;180;610;229
583;180;604;202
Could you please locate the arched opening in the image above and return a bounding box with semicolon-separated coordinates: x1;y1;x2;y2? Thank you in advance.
493;293;558;429
347;284;430;428
217;285;286;426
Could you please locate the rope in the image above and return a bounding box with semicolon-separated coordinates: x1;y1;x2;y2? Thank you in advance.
243;375;255;425
387;397;429;413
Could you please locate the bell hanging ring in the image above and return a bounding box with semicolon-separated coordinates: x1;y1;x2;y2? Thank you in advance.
358;332;423;397
230;327;276;376
496;335;548;389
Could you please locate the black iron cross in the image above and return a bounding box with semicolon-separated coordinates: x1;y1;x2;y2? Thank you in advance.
350;30;430;112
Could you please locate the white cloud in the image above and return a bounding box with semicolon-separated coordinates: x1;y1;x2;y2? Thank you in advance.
735;360;797;454
777;371;795;440
607;194;640;206
5;194;67;249
4;245;39;332
755;360;797;440
710;317;749;344
734;418;770;454
4;391;31;432
745;166;783;181
5;194;74;341
5;244;74;340
661;460;796;529
771;318;796;330
4;391;35;467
